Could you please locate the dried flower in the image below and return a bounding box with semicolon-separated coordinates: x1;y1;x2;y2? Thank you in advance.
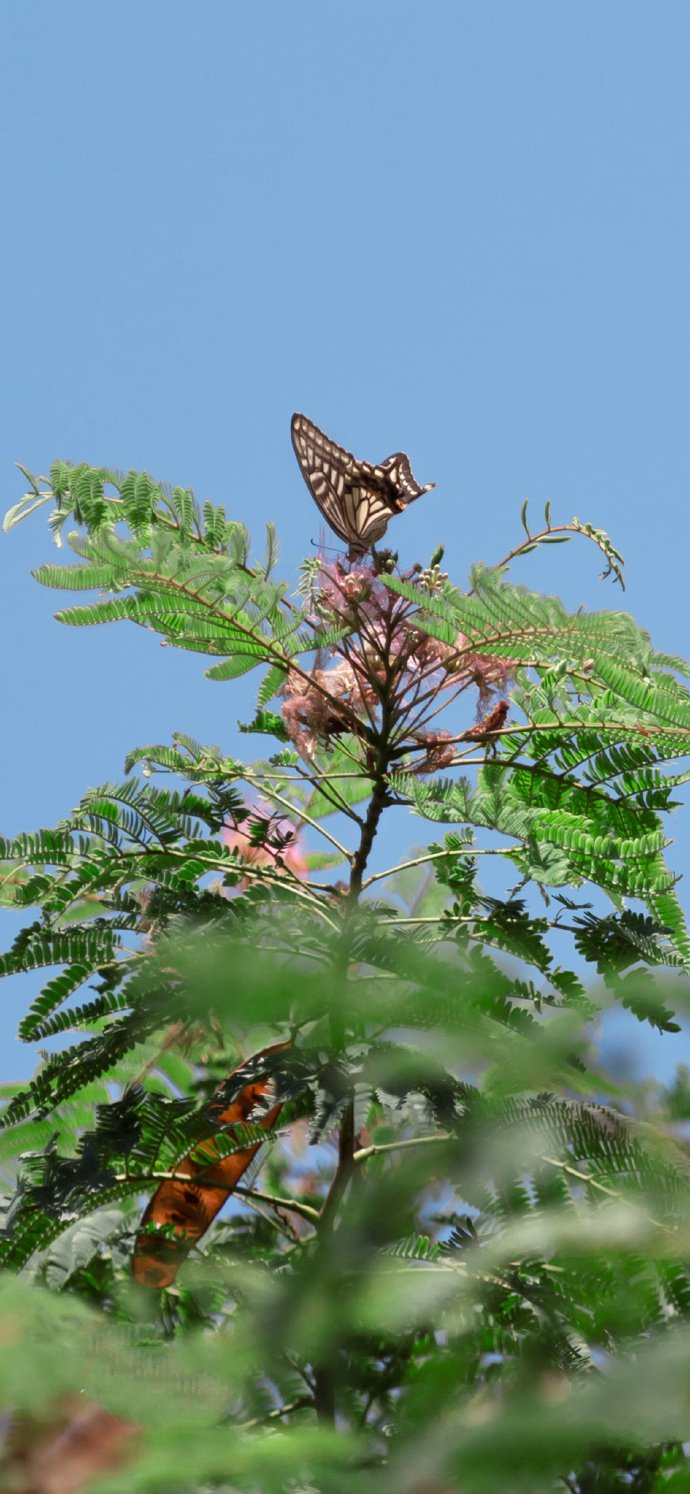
464;698;509;742
410;729;456;775
280;663;359;762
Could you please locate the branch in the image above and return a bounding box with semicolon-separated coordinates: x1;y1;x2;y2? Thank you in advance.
361;846;510;890
120;843;342;929
147;568;370;741
238;1395;314;1430
353;1133;451;1165
115;1167;320;1226
476;516;625;591
129;1021;188;1089
347;773;389;901
313;1096;357;1425
234;1183;321;1225
540;1155;672;1234
242;771;354;862
379;914;477;927
318;1099;357;1232
295;760;365;827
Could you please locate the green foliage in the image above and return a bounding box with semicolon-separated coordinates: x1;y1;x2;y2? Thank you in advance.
2;461;690;1490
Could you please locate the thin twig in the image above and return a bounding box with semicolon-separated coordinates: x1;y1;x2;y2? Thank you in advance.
354;1133;451;1165
232;1189;300;1241
362;846;510;890
540;1155;671;1234
242;771;353;862
474;519;618;591
239;1394;314;1430
378;914;473;926
233;1182;321;1224
130;1021;187;1089
147;566;370;741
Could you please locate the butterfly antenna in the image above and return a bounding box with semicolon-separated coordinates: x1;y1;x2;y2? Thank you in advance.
309;536;345;558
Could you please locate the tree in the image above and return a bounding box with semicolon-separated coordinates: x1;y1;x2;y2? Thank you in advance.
1;459;690;1492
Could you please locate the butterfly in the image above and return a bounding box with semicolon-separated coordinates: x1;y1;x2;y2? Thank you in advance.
291;413;435;559
132;1042;288;1288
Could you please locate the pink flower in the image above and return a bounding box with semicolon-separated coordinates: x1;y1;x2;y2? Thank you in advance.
316;560;374;625
285;559;515;769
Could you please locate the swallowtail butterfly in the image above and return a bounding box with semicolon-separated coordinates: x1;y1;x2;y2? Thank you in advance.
291;413;435;558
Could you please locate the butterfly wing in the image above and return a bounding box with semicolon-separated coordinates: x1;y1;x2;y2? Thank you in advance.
291;414;398;554
378;452;436;504
291;415;353;546
341;465;397;552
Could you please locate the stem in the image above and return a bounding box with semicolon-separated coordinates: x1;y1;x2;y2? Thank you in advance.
147;567;370;741
540;1155;671;1233
115;1168;320;1225
241;772;353;861
313;1095;357;1425
475;518;623;590
347;774;389;901
353;1132;450;1165
443;718;690;748
313;1367;337;1426
130;1021;187;1088
319;1097;357;1233
379;913;489;926
295;762;364;826
233;1183;321;1225
232;1190;300;1241
312;700;394;1421
361;846;508;890
239;1394;314;1430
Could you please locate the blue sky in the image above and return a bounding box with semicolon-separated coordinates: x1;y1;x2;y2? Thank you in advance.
1;1;689;1079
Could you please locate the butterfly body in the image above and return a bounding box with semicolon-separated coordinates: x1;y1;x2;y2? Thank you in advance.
291;413;435;559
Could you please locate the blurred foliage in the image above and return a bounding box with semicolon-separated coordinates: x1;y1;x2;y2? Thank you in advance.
1;462;690;1490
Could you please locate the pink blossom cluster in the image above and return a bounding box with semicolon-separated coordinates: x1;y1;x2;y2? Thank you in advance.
280;559;511;770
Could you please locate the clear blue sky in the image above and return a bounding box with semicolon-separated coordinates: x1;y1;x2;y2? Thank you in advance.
1;1;689;1079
